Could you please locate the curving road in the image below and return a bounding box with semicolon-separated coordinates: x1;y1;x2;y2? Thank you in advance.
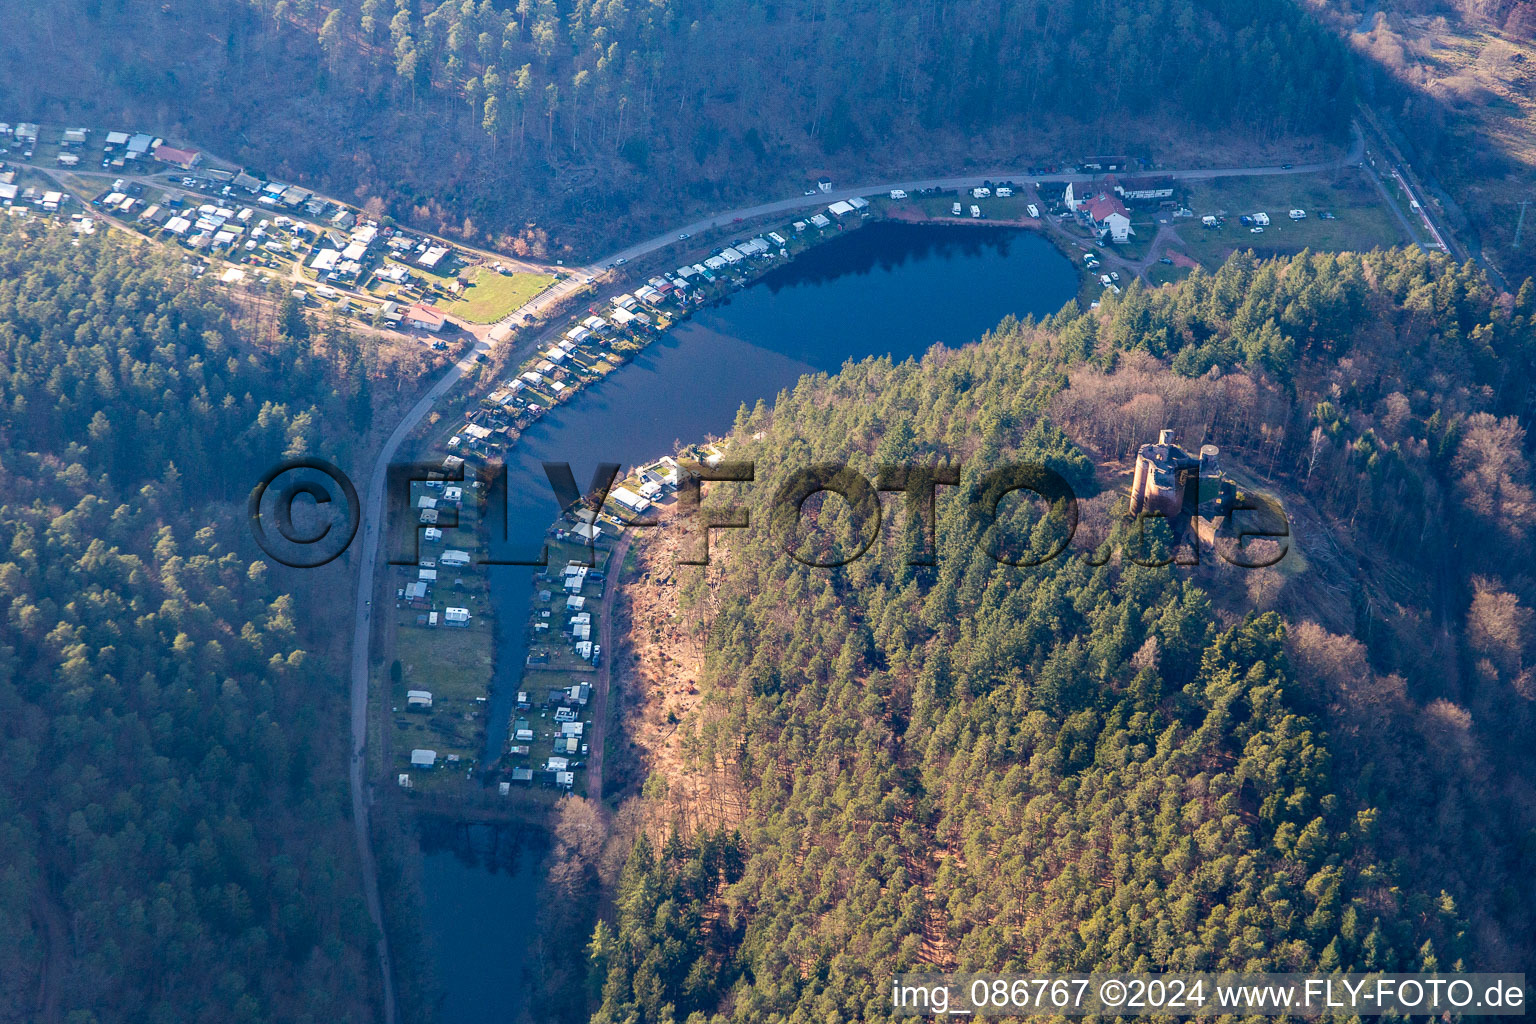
345;138;1364;1020
592;135;1363;271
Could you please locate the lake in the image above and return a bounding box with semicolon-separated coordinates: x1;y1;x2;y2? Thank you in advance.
419;221;1078;1023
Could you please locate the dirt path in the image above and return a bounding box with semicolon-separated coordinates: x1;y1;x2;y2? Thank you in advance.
31;889;65;1024
586;531;633;802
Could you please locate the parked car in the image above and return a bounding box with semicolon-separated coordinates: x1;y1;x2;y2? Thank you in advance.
1158;256;1174;265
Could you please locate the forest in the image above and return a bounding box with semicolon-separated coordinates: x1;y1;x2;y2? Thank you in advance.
591;248;1536;1022
0;218;395;1022
0;0;1351;253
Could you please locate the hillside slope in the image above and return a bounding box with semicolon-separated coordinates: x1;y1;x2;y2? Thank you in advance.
0;0;1350;255
595;249;1536;1022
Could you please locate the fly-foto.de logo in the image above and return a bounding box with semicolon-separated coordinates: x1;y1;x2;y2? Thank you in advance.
248;450;1289;571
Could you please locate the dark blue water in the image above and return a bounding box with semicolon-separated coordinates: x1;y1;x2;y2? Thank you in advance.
421;222;1076;1024
484;223;1075;756
419;826;549;1024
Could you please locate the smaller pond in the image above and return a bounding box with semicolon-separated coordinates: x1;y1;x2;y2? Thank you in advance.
419;824;551;1024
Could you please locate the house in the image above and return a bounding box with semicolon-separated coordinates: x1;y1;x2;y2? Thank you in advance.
609;486;651;514
311;249;341;272
444;607;470;626
405;304;447;332
103;130;129;149
566;595;586;611
547;756;570;771
1065;181;1089;212
828;200;855;218
440;549;470;568
1083;193;1134;243
417;245;449;269
410;749;437;768
817;176;833;192
125;133;155;157
153;144;201;170
406;690;433;710
848;196;870;212
511;767;534;783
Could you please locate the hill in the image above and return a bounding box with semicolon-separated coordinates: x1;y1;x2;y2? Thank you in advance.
594;249;1536;1021
0;215;412;1023
1304;0;1536;284
0;0;1351;255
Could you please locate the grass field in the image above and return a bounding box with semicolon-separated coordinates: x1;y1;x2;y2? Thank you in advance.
1167;169;1409;269
442;266;556;323
387;486;495;789
1145;262;1193;287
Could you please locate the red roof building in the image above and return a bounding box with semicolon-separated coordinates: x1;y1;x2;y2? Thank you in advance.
1082;192;1135;243
405;303;447;332
153;145;202;169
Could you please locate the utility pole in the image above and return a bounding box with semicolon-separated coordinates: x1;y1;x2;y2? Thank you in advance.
1516;199;1529;250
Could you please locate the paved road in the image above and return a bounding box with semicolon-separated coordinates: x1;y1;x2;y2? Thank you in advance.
588;134;1364;272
